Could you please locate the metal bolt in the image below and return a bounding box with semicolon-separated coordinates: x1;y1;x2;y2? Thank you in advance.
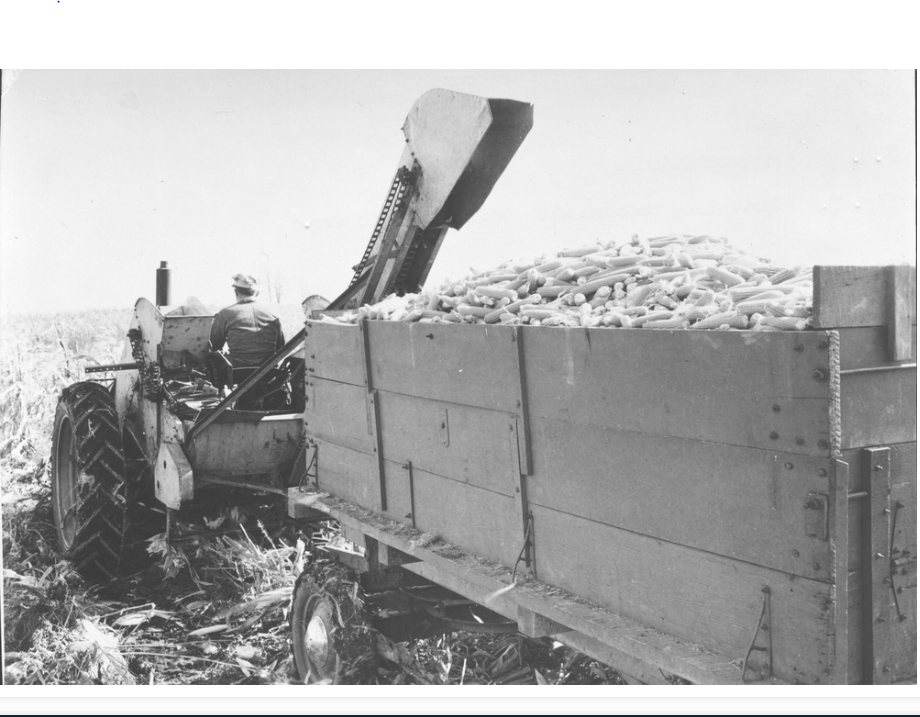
818;468;828;477
883;508;891;515
812;368;828;381
813;562;821;571
897;587;904;594
817;341;828;350
769;431;779;440
883;666;891;673
899;615;908;622
883;577;891;585
785;462;794;470
772;404;781;412
795;437;805;446
876;552;884;559
874;464;884;472
896;500;905;508
791;549;800;558
818;439;829;450
794;343;804;353
877;616;887;623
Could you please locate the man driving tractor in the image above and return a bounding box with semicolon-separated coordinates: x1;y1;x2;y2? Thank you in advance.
208;273;285;389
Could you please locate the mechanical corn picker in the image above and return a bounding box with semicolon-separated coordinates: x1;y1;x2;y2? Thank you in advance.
49;87;916;686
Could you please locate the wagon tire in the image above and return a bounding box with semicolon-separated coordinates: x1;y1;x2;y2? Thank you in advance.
50;381;128;581
290;563;377;684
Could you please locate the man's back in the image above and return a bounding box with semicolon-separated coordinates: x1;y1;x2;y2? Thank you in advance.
210;297;284;368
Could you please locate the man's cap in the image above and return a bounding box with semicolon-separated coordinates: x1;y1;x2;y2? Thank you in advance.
232;274;259;290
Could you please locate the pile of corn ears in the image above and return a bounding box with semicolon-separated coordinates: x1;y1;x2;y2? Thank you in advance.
326;234;813;331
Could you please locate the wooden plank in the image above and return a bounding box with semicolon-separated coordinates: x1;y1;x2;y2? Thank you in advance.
375;390;516;497
527;416;833;580
516;605;571;639
842;443;918;492
840;368;917;449
887;443;917;683
390;459;522;568
311;439;521;567
889;265;917;361
530;504;835;684
837;326;917;370
523;326;834;456
848;496;863;571
863;447;892;684
366;321;521;413
847;570;865;684
843;444;915;571
313;438;380;509
831;459;849;684
303;320;365;385
814;265;918;329
303;377;375;454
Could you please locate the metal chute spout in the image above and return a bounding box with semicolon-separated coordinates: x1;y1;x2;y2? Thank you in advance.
402;89;533;230
327;89;533;310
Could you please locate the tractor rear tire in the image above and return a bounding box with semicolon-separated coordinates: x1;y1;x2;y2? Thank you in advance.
50;382;128;581
290;563;377;684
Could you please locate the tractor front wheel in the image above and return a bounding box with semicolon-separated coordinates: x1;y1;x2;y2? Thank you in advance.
50;382;128;580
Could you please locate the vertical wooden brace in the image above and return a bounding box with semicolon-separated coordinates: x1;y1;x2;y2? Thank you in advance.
862;446;892;684
831;459;849;684
509;417;533;577
358;317;373;391
510;326;532;475
888;265;915;362
359;318;387;512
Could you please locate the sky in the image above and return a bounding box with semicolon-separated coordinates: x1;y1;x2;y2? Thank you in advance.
0;68;915;317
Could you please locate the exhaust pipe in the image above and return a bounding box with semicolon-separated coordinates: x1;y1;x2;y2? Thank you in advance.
156;261;171;307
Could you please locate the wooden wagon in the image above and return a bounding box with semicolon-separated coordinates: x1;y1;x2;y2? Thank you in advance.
287;264;916;685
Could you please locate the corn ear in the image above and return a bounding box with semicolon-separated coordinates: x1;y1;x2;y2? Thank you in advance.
559;244;604;258
691;310;742;329
705;265;744;287
769;266;801;285
644;315;689;329
632;310;674;327
760;315;809;330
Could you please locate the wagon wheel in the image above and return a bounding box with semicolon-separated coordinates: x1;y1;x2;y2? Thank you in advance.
290;563;377;684
50;381;128;580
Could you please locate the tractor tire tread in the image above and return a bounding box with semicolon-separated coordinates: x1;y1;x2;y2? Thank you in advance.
52;382;128;581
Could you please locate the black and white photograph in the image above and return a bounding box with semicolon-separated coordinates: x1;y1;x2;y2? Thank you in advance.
0;3;917;714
